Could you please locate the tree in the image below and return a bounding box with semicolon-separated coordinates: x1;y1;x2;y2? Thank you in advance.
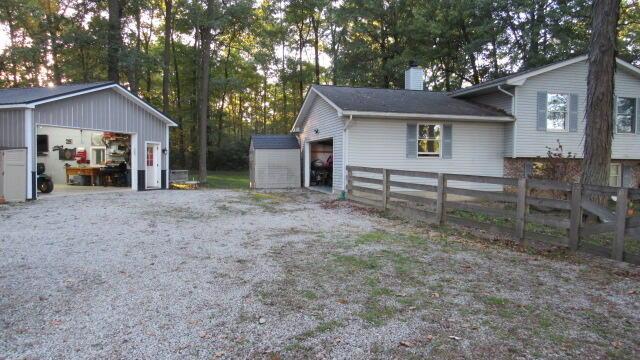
197;0;216;183
162;0;173;114
107;0;124;82
581;0;620;186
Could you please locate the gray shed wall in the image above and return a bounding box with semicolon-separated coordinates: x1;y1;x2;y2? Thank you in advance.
253;149;301;189
33;88;168;171
0;109;26;148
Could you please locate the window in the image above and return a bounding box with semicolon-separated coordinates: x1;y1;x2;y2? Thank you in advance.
37;135;49;155
609;163;622;187
616;97;637;134
91;147;106;166
547;93;568;131
147;146;154;166
418;124;441;157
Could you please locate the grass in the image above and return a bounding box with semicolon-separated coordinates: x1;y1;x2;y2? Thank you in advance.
206;170;249;189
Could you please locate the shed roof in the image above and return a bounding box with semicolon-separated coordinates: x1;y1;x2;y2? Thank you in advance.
0;82;114;105
251;135;300;149
312;85;507;118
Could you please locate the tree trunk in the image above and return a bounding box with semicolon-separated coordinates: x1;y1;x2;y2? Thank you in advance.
171;34;186;168
581;0;620;188
162;0;173;114
198;0;215;183
311;15;320;85
107;0;122;83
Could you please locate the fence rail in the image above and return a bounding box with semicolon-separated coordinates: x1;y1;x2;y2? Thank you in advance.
346;166;640;265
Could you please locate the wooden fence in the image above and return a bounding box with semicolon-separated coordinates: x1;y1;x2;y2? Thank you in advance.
346;165;640;265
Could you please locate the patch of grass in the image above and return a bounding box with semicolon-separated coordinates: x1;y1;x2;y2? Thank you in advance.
480;295;510;307
297;320;343;340
333;255;379;270
301;290;318;301
355;231;426;247
358;302;398;326
206;170;249;189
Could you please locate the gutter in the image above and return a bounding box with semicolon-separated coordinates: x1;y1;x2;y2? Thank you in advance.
341;110;513;122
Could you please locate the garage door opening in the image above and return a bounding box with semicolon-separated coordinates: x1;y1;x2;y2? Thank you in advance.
36;126;134;196
308;138;333;193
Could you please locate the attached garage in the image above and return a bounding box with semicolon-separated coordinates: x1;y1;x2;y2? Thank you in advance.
249;135;301;189
0;82;177;200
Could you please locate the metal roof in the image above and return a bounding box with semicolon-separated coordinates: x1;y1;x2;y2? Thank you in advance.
311;85;508;117
251;135;300;149
0;82;114;105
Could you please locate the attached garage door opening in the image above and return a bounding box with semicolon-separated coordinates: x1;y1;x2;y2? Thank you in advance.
309;139;333;193
36;126;134;196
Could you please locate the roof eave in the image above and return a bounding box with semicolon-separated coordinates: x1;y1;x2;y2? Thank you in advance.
341;110;514;122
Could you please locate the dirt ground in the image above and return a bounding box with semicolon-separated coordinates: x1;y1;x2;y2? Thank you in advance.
1;189;639;359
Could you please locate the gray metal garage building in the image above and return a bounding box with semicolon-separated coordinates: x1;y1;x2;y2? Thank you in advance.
0;82;176;200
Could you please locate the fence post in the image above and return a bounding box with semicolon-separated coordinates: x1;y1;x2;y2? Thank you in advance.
436;173;447;225
569;183;582;251
612;187;628;261
382;168;390;210
515;178;527;243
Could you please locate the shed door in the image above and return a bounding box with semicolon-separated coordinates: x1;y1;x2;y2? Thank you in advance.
1;149;27;202
145;143;161;189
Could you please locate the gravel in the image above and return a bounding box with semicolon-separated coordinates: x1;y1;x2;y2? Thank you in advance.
0;189;375;359
1;189;639;359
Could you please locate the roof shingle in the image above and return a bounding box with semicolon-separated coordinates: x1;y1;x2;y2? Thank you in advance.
312;85;508;117
0;82;114;105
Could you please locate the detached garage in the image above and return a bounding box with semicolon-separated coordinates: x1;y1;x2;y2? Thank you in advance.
249;135;301;189
0;82;177;200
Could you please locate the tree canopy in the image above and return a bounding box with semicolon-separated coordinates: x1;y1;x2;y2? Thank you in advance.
1;0;638;170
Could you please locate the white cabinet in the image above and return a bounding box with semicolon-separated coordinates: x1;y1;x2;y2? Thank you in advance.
0;148;27;202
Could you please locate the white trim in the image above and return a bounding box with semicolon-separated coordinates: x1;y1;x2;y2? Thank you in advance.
25;108;34;199
341;110;513;122
0;104;34;109
498;85;517;158
144;141;162;189
616;58;640;78
165;124;170;188
303;142;310;187
131;133;138;191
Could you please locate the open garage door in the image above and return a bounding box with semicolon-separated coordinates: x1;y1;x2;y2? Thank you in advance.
35;125;136;196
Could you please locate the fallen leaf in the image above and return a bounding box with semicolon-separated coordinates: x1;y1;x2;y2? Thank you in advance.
426;335;433;341
449;336;461;341
337;298;348;304
399;341;413;347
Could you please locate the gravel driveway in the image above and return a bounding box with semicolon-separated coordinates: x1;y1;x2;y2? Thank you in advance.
1;189;639;359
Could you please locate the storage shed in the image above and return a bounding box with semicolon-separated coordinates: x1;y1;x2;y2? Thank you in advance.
0;82;177;200
249;135;301;189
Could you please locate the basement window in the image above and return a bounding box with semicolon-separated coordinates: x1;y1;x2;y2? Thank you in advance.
417;124;441;157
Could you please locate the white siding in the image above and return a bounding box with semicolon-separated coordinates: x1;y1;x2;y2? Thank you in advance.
253;149;301;189
469;91;513;114
514;61;640;158
503;122;514;157
298;96;344;191
347;119;505;190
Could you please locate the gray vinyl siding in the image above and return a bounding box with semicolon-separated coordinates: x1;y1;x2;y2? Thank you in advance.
299;96;344;191
514;60;640;159
0;109;25;148
503;122;514;157
468;91;513;114
253;149;301;189
33;88;168;169
347;119;504;190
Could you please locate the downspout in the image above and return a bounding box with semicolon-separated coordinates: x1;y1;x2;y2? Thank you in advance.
342;115;353;199
498;85;516;158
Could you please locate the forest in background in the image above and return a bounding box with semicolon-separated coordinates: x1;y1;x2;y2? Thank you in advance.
0;0;638;171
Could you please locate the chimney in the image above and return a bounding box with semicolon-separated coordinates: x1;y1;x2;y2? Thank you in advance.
404;61;424;91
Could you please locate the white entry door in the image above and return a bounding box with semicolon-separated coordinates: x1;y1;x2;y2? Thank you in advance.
145;142;161;189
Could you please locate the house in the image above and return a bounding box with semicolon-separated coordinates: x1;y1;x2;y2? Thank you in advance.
291;55;640;193
0;82;177;200
249;134;301;189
